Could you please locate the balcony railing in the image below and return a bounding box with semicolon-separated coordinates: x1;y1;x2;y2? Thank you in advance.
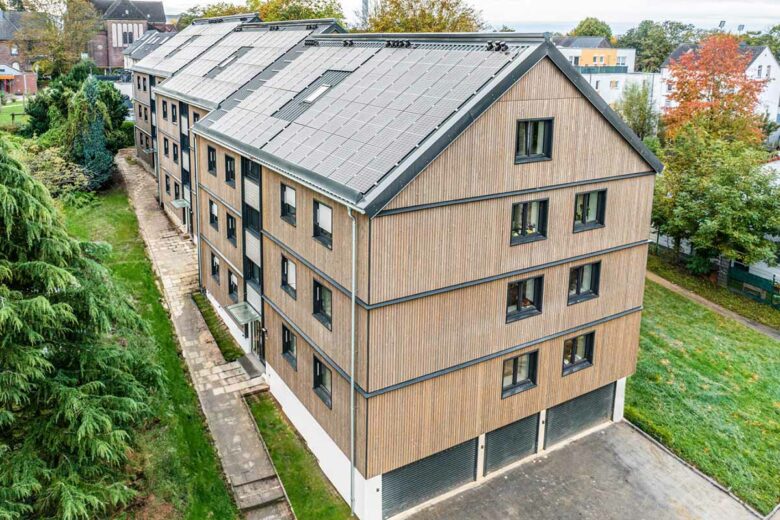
577;66;629;74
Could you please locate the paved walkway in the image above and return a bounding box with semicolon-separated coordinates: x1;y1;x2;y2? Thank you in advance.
116;150;293;520
646;272;780;341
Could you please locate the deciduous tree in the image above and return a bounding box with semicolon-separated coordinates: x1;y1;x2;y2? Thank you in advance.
743;24;780;60
615;82;659;140
569;17;612;39
617;20;701;72
249;0;344;23
175;2;253;30
663;33;767;144
363;0;483;33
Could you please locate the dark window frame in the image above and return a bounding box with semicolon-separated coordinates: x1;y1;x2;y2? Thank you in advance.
313;279;332;330
313;356;332;408
171;103;178;124
281;255;297;299
562;332;595;376
174;182;180;200
210;252;220;283
228;269;239;302
172;143;179;164
208;200;219;230
225;155;236;187
163;137;169;156
164;175;170;194
501;350;538;398
242;157;260;183
244;203;260;236
506;275;544;323
568;261;601;305
226;213;237;246
313;200;332;249
282;325;297;369
573;189;607;232
510;198;549;246
207;146;217;175
514;118;554;164
162;100;167;119
280;183;297;226
245;258;261;288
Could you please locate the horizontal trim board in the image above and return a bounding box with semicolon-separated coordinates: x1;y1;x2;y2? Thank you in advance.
198;182;242;215
376;170;656;216
264;293;641;398
200;234;243;274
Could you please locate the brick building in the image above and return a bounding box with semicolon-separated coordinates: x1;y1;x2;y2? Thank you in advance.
87;0;167;70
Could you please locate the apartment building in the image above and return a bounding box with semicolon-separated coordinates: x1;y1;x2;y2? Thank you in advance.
188;32;661;519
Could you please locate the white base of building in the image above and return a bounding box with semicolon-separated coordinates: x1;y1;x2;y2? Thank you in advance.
205;290;251;354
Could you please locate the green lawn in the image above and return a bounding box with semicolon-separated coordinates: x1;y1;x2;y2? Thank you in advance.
249;393;351;520
192;292;245;362
0;101;28;125
62;185;238;519
628;280;780;514
647;252;780;330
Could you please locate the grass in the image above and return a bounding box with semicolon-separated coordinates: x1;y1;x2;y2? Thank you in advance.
647;252;780;330
62;184;238;519
0;100;28;125
249;393;351;520
192;292;245;362
628;280;780;514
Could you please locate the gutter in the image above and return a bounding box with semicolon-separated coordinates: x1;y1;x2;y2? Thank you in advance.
347;208;357;515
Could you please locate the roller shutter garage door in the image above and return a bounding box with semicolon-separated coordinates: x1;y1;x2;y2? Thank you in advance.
484;413;539;475
545;383;615;448
382;438;477;518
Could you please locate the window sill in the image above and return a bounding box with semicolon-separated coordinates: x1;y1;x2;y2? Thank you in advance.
563;360;593;376
226;180;236;189
228;237;237;247
281;214;297;227
283;352;297;371
573;222;605;234
510;234;547;247
313;312;332;330
210;222;218;232
514;155;552;165
314;386;332;408
246;227;261;239
228;293;238;303
282;284;297;300
208;169;217;176
501;381;536;399
313;235;332;249
211;274;220;285
567;293;599;306
506;308;541;324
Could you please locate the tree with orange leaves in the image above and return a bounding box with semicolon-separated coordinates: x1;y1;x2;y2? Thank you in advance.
663;33;768;144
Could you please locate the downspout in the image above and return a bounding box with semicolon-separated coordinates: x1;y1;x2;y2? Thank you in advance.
348;208;357;516
194;133;202;290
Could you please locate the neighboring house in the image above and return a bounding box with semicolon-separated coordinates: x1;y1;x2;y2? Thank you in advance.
135;28;661;519
654;43;780;122
0;10;39;95
0;62;36;96
87;0;167;70
122;28;176;70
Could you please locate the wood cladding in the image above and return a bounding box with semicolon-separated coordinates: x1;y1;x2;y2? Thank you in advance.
134;101;152;135
367;244;648;391
263;236;369;389
261;168;370;301
155;93;180;142
199;192;244;273
384;58;654;210
365;311;640;476
132;72;151;105
197;139;242;212
371;175;654;302
264;304;368;474
201;241;245;309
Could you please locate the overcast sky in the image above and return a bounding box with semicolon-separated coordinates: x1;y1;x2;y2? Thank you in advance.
165;0;780;34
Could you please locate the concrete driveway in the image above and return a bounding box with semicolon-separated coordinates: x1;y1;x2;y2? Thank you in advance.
412;422;758;520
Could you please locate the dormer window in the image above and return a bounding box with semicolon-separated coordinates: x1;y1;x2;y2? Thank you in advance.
303;84;330;104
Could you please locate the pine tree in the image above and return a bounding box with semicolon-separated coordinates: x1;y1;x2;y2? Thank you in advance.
65;76;114;189
0;143;162;518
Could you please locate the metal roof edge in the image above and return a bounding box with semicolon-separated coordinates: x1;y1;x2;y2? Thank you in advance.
238;18;345;29
152;86;218;110
192;125;365;210
313;31;547;43
131;65;171;77
192;12;260;24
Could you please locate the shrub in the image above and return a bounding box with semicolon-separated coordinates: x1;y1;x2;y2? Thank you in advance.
26;145;90;197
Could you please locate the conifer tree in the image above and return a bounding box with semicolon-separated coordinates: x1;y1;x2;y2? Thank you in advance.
65;76;114;189
0;144;162;518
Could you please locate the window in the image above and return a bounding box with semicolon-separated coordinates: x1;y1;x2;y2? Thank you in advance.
162;100;167;119
510;199;547;244
226;214;236;245
174;182;180;200
137;76;141;89
594;80;600;90
281;184;296;225
303;84;331;103
173;143;178;163
138;105;142;117
282;325;297;368
171;104;177;123
163;138;169;156
142;77;146;91
616;55;626;66
211;253;220;281
281;256;297;298
767;65;772;78
122;31;134;45
245;258;260;286
610;80;619;89
515;119;553;163
573;190;606;231
143;107;148;121
193;113;200;124
209;200;218;229
165;175;170;194
228;270;238;302
758;65;763;78
563;332;594;375
568;262;601;304
592;55;598;63
501;351;538;397
244;204;260;234
313;201;332;247
313;280;332;329
506;276;543;322
313;356;332;407
225;156;235;186
242;157;260;183
207;146;217;174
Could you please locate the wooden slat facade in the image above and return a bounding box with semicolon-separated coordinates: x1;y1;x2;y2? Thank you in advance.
197;140;242;212
155;93;180;143
201;240;245;310
199;189;244;274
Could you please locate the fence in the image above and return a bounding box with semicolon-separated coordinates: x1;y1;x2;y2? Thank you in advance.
727;267;780;309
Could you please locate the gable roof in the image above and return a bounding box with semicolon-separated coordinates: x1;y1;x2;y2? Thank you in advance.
92;0;166;23
662;43;767;68
132;13;259;77
194;33;662;216
154;19;343;110
554;36;611;48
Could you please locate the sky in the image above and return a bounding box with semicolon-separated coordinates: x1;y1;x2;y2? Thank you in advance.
164;0;780;35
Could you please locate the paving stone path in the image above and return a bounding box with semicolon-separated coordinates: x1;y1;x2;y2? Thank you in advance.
116;150;293;520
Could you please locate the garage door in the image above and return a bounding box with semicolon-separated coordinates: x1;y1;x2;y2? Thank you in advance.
484;413;539;475
545;383;615;448
382;438;477;518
